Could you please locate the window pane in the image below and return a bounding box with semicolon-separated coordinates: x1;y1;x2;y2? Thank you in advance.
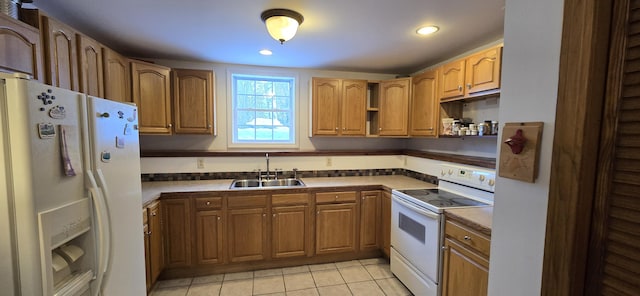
236;95;255;109
231;73;295;145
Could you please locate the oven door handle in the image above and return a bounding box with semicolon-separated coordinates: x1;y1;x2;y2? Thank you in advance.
393;195;440;220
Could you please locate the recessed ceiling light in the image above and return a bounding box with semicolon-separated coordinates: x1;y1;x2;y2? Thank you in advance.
259;49;273;56
416;26;439;36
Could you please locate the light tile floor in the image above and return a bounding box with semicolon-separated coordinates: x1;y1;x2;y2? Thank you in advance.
150;258;413;296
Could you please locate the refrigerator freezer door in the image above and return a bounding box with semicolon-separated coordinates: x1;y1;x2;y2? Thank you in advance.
1;77;96;296
86;96;146;295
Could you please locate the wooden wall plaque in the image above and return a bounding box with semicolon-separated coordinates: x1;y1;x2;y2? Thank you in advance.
498;122;544;183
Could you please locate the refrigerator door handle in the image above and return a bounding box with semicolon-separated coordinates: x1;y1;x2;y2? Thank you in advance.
87;172;111;296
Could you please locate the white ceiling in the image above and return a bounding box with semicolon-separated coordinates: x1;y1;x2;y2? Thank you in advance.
30;0;505;74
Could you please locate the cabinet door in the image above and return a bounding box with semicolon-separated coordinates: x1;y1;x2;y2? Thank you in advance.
464;47;502;95
341;79;367;136
228;207;268;262
143;223;151;292
103;48;131;103
410;69;439;137
41;16;79;91
440;59;466;100
172;69;214;134
131;61;172;134
162;198;191;268
77;34;104;97
272;205;311;258
195;210;224;265
312;78;341;136
381;191;391;257
0;13;44;81
316;203;357;254
148;202;164;285
379;78;410;136
360;191;380;251
441;238;489;296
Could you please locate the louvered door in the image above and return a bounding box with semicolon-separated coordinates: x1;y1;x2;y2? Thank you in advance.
586;0;640;293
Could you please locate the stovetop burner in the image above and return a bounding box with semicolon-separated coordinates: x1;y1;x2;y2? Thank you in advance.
394;188;489;212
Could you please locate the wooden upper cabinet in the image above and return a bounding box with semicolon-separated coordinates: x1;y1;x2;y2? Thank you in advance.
41;15;79;91
172;69;215;134
410;69;439;137
340;80;367;136
312;78;367;136
77;34;104;97
103;47;131;103
464;46;502;95
312;78;341;136
0;13;43;81
131;60;172;135
379;77;411;136
440;59;466;100
440;45;503;101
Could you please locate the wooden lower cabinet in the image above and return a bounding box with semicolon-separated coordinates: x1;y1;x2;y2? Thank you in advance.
143;201;163;291
441;219;491;296
162;198;192;268
272;205;311;258
228;207;268;262
195;210;224;265
381;191;392;257
360;191;380;251
143;210;151;291
316;202;357;255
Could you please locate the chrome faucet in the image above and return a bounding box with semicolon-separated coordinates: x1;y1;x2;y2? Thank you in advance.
265;153;270;180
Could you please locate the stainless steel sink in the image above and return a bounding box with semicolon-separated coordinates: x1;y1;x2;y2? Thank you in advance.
230;178;305;189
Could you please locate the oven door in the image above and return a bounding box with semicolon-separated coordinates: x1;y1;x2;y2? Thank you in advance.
391;194;442;283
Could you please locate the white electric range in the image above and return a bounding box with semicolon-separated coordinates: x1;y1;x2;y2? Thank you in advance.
390;164;495;296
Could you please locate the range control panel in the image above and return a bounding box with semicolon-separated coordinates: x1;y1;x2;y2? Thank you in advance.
439;164;496;192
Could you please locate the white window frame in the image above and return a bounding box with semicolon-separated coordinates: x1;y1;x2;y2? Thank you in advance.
226;68;299;149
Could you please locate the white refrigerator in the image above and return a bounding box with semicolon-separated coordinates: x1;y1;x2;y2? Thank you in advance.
0;73;146;296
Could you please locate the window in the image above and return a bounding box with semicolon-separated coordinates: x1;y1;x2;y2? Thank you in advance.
231;73;296;146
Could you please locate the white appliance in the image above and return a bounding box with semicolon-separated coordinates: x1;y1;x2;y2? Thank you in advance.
0;73;146;296
390;164;495;296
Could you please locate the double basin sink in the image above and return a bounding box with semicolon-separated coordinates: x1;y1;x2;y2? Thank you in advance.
230;178;305;189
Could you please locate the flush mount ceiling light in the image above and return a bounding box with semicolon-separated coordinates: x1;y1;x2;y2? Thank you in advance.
259;49;273;56
416;25;440;36
261;8;304;44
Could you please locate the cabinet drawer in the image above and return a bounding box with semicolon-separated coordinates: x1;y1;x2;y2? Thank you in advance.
272;193;309;206
445;220;490;257
195;197;222;210
315;191;357;204
228;195;268;208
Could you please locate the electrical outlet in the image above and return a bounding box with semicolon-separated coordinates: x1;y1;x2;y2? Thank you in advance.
197;158;205;169
404;156;408;166
326;157;332;167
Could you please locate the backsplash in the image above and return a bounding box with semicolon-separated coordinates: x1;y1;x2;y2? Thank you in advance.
141;168;439;185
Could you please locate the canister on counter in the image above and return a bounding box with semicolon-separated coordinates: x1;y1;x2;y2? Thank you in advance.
478;122;489;136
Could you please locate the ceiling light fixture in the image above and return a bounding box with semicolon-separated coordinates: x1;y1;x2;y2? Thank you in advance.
259;49;273;56
261;8;304;44
416;25;440;36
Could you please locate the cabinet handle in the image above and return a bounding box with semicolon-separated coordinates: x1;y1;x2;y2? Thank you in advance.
317;211;320;214
263;213;266;217
441;246;448;250
151;212;157;216
467;83;472;89
273;213;276;218
206;201;211;205
335;127;339;131
427;128;434;131
217;216;221;220
458;85;463;92
208;124;212;128
379;128;382;131
147;231;152;235
168;124;172;128
464;235;471;241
